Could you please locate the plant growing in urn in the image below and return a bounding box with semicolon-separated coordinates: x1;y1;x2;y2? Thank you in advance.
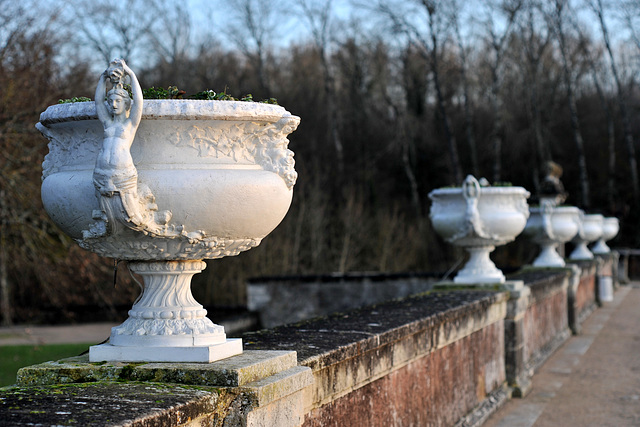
37;59;300;362
428;175;530;284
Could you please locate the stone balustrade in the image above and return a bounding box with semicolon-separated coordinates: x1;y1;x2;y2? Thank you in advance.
0;254;619;426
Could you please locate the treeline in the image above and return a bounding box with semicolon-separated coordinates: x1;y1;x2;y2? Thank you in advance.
1;0;640;324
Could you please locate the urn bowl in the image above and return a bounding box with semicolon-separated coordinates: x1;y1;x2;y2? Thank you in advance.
569;213;603;260
592;217;619;254
524;206;581;245
37;100;299;261
580;214;605;242
429;184;530;248
524;205;581;267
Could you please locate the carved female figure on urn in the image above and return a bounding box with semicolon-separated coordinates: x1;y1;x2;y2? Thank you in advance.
89;59;171;239
94;60;142;196
89;59;147;235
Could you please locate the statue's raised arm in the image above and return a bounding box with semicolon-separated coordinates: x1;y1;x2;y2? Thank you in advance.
120;60;143;127
95;59;142;128
94;69;110;124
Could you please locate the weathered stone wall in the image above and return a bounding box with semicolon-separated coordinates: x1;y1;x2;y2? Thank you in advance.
522;271;570;372
302;321;505;427
2;262;610;426
574;262;597;323
244;291;509;427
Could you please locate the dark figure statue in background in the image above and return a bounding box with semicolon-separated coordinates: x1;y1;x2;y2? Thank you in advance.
539;161;567;207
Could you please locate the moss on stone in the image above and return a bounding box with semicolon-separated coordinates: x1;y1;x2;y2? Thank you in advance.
1;381;228;426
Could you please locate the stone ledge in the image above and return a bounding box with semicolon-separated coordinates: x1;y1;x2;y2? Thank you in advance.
510;267;571;303
239;366;313;407
0;381;226;427
17;350;297;387
6;350;313;427
243;291;507;370
243;291;508;413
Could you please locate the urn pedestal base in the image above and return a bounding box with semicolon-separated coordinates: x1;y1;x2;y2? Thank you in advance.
591;240;610;255
89;259;243;363
533;243;566;267
454;246;506;284
569;241;594;260
89;339;242;363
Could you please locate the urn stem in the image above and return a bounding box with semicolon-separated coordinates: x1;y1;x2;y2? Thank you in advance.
90;260;242;362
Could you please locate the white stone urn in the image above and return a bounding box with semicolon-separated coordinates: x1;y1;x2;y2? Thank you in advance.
569;213;603;260
523;203;580;267
37;60;299;362
428;175;530;284
592;217;619;254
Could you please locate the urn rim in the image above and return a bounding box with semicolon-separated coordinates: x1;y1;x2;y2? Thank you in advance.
428;185;530;200
39;99;300;126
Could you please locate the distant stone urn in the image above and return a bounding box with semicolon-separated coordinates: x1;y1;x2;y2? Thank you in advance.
37;59;299;362
592;217;619;254
569;213;603;260
429;175;530;284
524;203;580;267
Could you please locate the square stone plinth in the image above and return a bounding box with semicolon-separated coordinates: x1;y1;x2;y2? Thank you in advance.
89;338;242;363
11;350;313;427
18;349;298;387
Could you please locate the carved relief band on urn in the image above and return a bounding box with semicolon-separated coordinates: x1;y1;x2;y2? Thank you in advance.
37;60;300;362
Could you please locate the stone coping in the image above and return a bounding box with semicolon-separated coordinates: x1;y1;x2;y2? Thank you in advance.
1;381;222;427
508;266;572;285
566;258;599;269
509;267;571;301
7;350;314;427
17;350;297;388
242;290;507;371
4;268;589;426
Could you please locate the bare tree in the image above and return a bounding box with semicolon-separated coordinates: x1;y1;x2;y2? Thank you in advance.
451;0;478;176
587;0;640;203
382;51;423;219
369;0;463;185
221;0;289;97
620;0;640;52
0;0;88;325
516;0;555;192
548;0;591;208
66;0;161;70
480;0;523;183
593;68;617;213
0;0;60;325
295;0;344;173
145;0;193;85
